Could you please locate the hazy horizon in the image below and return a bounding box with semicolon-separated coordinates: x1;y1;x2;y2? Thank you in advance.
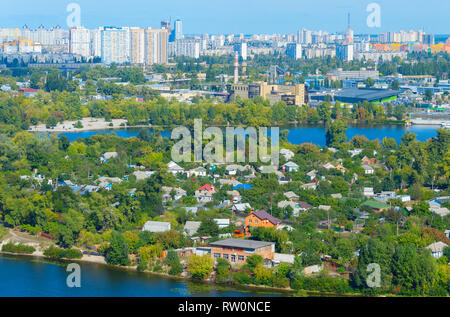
1;0;449;35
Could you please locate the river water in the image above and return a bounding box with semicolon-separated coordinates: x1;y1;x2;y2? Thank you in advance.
56;125;440;145
0;255;287;297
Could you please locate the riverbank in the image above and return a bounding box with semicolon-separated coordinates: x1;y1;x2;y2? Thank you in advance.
1;250;370;297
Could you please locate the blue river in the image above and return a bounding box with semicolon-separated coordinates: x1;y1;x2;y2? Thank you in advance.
56;125;440;145
0;255;285;297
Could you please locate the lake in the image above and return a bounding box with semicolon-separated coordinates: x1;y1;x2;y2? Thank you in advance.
0;255;285;297
56;124;441;146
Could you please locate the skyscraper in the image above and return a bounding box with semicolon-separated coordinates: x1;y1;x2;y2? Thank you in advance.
170;19;183;42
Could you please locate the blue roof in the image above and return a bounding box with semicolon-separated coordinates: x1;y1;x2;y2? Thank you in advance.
233;184;252;190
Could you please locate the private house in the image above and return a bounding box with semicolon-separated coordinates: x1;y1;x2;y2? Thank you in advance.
306;170;317;180
96;176;122;190
322;163;335;170
218;179;241;187
133;170;156;181
363;187;375;197
209;239;275;264
397;195;411;202
245;210;282;234
225;164;248;176
183;207;199;214
284;191;299;201
280;149;295;161
282;161;299;173
429;196;450;208
430;206;450;217
100;152;118;163
362;164;375;175
361;156;376;165
162;186;187;201
19;87;38;97
187;166;207;178
142;221;171;233
195;184;217;203
231;203;252;214
214;218;230;229
278;201;302;217
318;205;332;211
426;242;448;259
167;161;185;175
184;221;202;236
278;176;291;185
331;193;343;199
298;201;312;211
374;191;396;201
301;183;317;190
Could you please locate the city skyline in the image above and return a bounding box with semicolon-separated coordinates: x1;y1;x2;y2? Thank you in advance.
2;0;449;35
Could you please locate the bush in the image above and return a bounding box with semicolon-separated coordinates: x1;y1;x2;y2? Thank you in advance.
153;265;163;273
137;262;147;272
2;242;35;254
273;276;290;288
246;254;264;271
233;271;253;285
168;262;183;275
43;246;83;259
290;276;353;294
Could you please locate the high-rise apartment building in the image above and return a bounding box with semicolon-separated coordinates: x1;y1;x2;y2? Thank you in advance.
101;27;131;64
168;39;200;58
144;28;168;65
336;44;354;61
298;29;312;45
234;42;247;60
69;27;91;58
286;43;302;60
130;27;145;64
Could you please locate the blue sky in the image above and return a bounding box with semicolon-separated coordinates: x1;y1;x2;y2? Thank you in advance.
1;0;449;34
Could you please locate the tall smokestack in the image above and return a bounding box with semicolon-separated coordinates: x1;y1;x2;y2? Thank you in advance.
234;51;239;84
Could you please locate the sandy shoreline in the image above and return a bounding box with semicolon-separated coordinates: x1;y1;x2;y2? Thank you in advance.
28;117;152;133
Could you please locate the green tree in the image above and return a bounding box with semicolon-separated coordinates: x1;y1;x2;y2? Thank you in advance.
325;119;348;147
106;231;130;266
187;254;214;280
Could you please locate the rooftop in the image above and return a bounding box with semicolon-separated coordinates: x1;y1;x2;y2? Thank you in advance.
210;238;274;250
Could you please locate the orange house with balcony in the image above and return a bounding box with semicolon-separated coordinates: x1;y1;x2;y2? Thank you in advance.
244;210;282;236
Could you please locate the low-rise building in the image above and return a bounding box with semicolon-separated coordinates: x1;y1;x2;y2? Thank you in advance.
142;221;171;233
426;241;448;259
209;239;275;264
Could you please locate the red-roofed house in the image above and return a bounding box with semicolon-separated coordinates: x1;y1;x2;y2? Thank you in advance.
195;184;218;203
19;87;38;97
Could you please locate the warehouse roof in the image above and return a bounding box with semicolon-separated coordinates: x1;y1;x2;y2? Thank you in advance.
310;88;400;103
